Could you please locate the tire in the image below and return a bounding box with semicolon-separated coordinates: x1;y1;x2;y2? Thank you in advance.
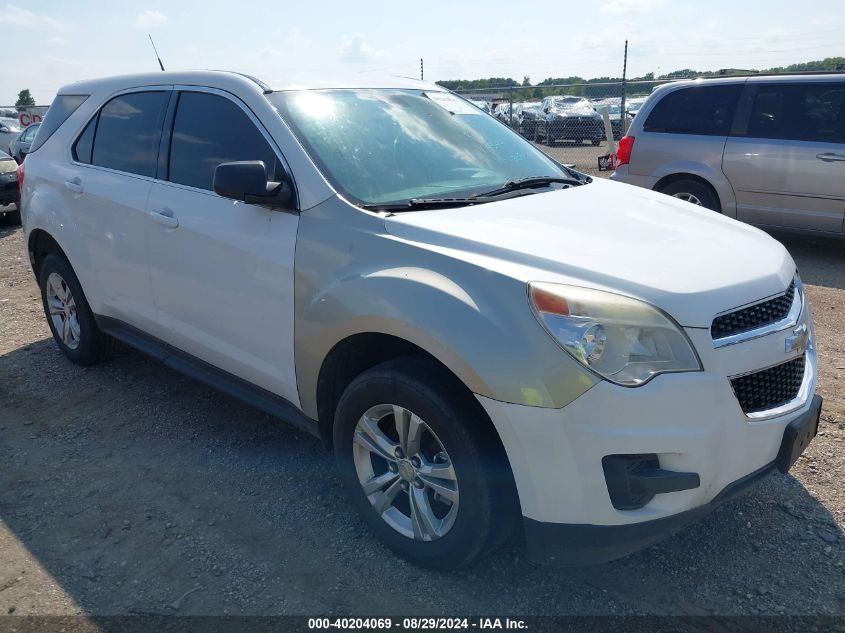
38;253;116;365
591;139;601;146
658;178;721;212
333;356;517;570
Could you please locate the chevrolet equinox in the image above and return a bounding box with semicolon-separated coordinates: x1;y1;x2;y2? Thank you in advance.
19;71;822;569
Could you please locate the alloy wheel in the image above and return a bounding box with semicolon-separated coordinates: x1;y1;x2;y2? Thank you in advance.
45;272;81;350
672;192;703;206
352;403;459;542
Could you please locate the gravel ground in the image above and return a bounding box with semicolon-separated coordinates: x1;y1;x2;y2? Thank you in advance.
0;219;843;618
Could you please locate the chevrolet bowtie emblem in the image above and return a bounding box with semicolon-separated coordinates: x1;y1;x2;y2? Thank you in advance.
785;324;809;355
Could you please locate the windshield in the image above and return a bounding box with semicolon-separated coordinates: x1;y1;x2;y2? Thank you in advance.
269;89;572;206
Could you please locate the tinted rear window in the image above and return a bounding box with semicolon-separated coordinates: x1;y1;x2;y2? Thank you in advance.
91;91;168;177
29;95;88;153
644;84;742;136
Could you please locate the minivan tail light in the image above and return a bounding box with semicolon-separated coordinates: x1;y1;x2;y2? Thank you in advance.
16;161;24;189
616;135;635;166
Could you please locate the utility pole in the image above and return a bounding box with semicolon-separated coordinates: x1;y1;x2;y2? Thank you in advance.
420;58;424;81
621;40;628;135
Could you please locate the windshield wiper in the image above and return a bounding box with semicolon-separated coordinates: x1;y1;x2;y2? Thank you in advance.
474;175;582;199
363;197;483;212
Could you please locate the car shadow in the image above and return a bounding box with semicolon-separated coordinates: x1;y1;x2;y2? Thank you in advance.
0;339;842;617
768;230;845;291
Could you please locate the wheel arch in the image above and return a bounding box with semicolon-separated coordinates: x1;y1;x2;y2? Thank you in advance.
27;228;69;278
314;331;489;450
648;159;738;217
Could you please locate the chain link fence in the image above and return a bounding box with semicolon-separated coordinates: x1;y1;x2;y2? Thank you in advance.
453;80;673;176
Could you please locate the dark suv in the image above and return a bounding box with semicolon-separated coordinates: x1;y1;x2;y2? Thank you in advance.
539;96;604;145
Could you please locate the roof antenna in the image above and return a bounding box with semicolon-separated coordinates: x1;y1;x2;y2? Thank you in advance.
148;34;165;71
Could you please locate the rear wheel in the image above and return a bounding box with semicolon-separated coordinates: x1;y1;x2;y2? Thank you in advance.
333;357;516;570
38;253;115;365
659;179;721;212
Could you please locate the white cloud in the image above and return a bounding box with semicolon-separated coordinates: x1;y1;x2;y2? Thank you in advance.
285;28;311;47
135;10;168;28
601;0;664;14
339;33;380;63
0;4;70;29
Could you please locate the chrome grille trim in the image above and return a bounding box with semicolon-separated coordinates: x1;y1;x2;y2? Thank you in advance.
712;276;803;349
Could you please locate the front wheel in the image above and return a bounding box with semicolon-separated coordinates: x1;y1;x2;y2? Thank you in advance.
334;357;516;570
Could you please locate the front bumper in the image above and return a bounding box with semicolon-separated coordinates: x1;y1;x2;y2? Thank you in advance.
522;395;821;566
547;117;604;140
476;298;818;565
0;178;18;206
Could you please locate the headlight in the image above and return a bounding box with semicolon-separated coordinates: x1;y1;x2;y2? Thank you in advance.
529;282;702;386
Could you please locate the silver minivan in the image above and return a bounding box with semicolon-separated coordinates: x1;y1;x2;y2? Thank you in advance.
611;74;845;235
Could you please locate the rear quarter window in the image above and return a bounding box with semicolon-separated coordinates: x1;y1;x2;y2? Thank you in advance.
644;84;743;136
28;95;88;153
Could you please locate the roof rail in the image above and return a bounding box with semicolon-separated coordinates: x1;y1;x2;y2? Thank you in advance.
207;70;272;93
695;70;845;79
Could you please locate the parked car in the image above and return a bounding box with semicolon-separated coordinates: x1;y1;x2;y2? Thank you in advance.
518;102;544;138
0;117;22;150
624;96;647;122
592;98;630;140
21;71;820;570
9;122;40;163
612;74;845;235
539;96;604;145
468;99;492;115
0;150;20;224
494;101;512;125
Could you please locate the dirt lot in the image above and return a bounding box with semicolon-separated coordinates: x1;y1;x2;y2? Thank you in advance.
0;219;844;618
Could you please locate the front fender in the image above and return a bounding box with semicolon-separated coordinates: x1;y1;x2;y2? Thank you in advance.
293;197;597;420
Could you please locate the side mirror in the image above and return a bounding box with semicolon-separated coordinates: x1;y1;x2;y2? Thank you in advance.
213;161;292;209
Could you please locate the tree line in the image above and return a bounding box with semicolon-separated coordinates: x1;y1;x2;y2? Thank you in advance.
436;57;845;101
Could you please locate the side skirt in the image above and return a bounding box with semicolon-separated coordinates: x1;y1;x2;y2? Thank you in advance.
96;315;319;438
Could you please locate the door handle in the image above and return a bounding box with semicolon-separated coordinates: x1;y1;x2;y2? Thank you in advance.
816;152;845;162
64;178;83;194
147;208;179;228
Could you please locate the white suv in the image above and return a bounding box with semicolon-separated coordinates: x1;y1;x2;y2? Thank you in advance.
20;71;821;569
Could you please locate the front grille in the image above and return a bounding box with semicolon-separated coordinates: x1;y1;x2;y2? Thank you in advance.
712;281;795;340
730;355;805;414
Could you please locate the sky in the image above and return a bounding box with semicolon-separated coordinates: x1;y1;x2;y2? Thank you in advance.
1;0;843;105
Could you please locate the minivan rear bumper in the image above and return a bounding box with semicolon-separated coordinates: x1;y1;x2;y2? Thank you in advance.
609;165;658;189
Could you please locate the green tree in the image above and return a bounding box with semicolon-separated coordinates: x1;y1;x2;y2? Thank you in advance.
15;89;36;112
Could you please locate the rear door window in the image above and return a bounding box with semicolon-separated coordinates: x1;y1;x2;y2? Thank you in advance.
167;91;283;191
90;91;169;177
745;83;845;143
644;84;743;135
73;117;96;164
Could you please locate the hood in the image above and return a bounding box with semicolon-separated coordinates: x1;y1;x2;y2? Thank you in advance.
383;179;795;328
